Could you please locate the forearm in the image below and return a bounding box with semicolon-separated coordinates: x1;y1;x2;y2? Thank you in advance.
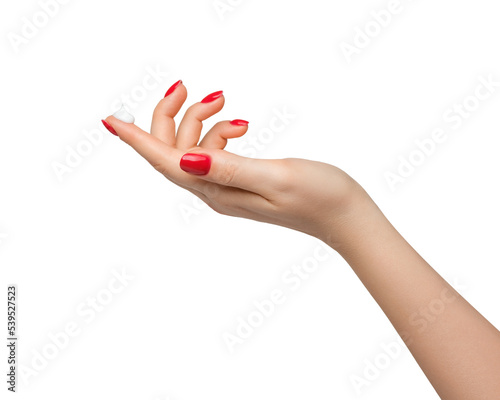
110;87;499;397
329;196;500;399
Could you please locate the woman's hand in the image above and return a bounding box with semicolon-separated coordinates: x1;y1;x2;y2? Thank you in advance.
103;81;500;399
102;81;372;249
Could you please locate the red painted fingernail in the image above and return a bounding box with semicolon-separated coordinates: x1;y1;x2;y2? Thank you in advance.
180;153;211;175
101;119;117;136
201;90;223;103
230;119;249;126
164;80;182;97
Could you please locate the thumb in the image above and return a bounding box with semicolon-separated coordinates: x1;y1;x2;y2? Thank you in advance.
179;149;279;194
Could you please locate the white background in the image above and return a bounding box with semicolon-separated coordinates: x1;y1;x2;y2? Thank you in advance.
1;0;500;399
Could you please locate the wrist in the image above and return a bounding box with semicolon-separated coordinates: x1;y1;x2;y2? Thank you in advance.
320;187;397;256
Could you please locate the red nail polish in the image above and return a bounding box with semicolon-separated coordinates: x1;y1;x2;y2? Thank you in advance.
230;119;249;126
101;120;117;136
180;153;211;175
201;90;223;103
164;80;182;97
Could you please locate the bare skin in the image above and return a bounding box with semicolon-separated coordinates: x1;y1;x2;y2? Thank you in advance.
103;82;500;399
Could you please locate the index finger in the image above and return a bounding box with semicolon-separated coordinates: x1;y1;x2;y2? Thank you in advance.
103;116;184;180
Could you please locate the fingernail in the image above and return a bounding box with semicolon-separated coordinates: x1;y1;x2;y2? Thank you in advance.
180;153;211;175
201;90;223;103
101;120;117;136
164;80;182;97
230;119;249;126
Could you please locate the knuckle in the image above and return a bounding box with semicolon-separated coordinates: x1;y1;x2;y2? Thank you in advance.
151;157;170;175
202;183;234;212
213;121;226;130
203;182;223;201
216;161;237;186
152;103;163;118
205;197;231;216
125;128;143;147
269;159;296;190
152;162;166;175
184;104;201;120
